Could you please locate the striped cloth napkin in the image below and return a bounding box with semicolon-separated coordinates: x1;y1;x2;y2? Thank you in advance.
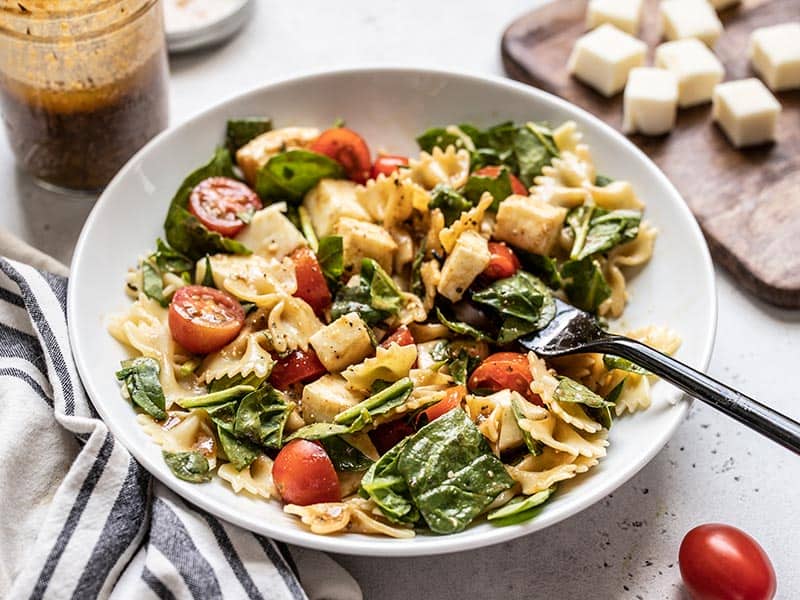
0;235;361;600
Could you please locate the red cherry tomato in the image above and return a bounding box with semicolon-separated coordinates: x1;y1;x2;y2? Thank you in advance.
483;242;521;281
168;286;245;355
417;385;466;427
310;127;372;184
679;524;776;600
474;166;528;196
371;154;409;179
269;349;328;391
380;326;415;348
369;419;416;455
290;247;332;316
188;177;262;237
468;352;541;405
272;440;341;506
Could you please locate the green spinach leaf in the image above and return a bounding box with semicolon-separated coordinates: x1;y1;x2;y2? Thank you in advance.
141;260;168;307
560;257;611;314
435;307;494;342
331;258;404;325
554;377;615;409
334;378;413;429
226;118;272;154
285;422;354;442
594;174;614;187
515;250;563;289
603;355;650;375
429;185;473;226
217;426;261;471
255;150;345;201
163;450;211;483
566;206;641;260
397;409;515;534
410;239;427;299
320;437;374;472
462;168;513;210
487;487;555;526
115;357;167;420
514;123;557;186
205;400;239;432
234;385;293;448
317;235;344;287
360;440;419;524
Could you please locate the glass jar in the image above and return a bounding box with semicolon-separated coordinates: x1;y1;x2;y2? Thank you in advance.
0;0;169;192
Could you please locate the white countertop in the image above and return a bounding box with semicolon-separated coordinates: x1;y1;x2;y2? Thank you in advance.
2;1;798;597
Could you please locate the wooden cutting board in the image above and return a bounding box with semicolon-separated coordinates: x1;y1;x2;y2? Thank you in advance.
501;0;800;308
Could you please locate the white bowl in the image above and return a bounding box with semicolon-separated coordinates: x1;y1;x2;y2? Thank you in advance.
68;67;716;557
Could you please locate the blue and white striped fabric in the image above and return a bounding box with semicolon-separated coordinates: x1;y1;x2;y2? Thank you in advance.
0;256;352;600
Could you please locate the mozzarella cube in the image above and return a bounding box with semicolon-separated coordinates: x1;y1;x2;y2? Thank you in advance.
309;313;374;372
623;68;679;136
712;79;781;148
301;374;363;423
437;230;491;302
303;179;372;237
660;0;723;47
567;24;646;96
749;23;800;91
586;0;643;34
493;195;567;256
235;205;306;258
655;38;725;107
334;217;397;275
235;126;320;184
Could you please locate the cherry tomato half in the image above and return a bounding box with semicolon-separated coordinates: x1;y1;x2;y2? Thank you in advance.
417;385;466;427
168;285;245;355
310;127;372;184
380;326;415;348
273;440;341;506
483;242;521;281
468;352;541;405
290;247;331;317
369;419;416;455
371;154;409;180
474;166;528;196
269;349;328;391
188;177;262;238
679;524;776;600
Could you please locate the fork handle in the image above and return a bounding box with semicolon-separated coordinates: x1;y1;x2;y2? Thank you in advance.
588;336;800;455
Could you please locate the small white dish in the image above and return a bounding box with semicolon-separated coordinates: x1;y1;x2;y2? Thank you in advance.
68;67;717;557
164;0;252;53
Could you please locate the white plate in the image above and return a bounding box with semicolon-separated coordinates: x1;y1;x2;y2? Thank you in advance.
164;0;252;53
68;68;716;557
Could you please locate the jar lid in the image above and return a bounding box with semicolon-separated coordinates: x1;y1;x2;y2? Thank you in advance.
164;0;253;53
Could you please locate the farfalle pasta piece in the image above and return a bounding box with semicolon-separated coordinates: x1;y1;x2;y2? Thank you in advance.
547;396;604;434
626;324;681;356
285;497;415;538
405;145;470;191
515;406;608;459
527;352;560;405
201;254;297;309
611;372;652;416
218;455;276;499
552;121;583;153
137;411;218;468
356;170;430;228
548;353;606;392
199;310;275;383
506;448;581;495
439;192;493;253
465;389;528;454
268;296;322;353
342;343;418;392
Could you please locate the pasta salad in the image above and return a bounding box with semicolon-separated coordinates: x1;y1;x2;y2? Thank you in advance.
108;118;679;538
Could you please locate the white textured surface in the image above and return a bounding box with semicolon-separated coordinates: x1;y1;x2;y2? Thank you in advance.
1;1;798;597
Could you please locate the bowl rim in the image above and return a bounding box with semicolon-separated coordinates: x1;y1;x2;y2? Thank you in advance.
68;65;718;557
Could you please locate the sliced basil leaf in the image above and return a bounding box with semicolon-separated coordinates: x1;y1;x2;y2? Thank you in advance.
463;168;514;211
334;378;413;428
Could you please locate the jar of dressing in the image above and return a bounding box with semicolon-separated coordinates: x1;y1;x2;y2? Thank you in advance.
0;0;169;192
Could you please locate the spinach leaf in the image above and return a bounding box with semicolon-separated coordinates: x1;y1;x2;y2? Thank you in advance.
554;377;615;409
462;168;513;210
164;148;251;260
515;250;563;289
447;348;481;386
603;355;650;375
510;393;542;456
587;378;622;430
234;385;293;448
320;436;374;471
410;239;427;298
141;240;195;307
435;307;494;342
566;206;641;260
560;257;611;314
176;385;255;409
487;486;555;526
416;127;466;154
471;271;556;344
397;409;515;534
205;400;239;432
429;185;473;226
255;150;345;201
334;378;413;429
594;174;614;187
226;118;272;154
115;357;167;420
152;239;194;274
317;235;344;287
285;422;354;442
360;440;419;524
141;260;168;307
331;258;404;325
200;255;216;288
163;450;211;483
217;426;261;471
514;123;556;186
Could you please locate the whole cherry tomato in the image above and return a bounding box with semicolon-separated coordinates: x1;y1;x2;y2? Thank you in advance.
310;127;372;184
272;440;341;506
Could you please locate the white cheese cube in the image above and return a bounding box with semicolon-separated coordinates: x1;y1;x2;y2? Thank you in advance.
712;78;781;148
437;230;491;302
309;313;374;372
586;0;643;34
567;24;646;97
660;0;723;47
301;374;363;423
623;68;679;136
334;217;397;275
303;178;372;237
235;205;306;258
235;126;320;185
749;23;800;91
493;195;567;256
655;38;725;107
